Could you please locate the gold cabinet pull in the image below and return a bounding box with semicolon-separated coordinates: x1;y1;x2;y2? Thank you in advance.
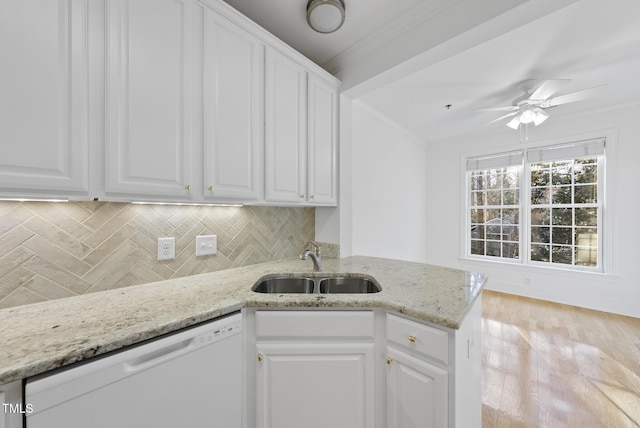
408;335;416;343
185;184;191;192
257;353;263;362
299;194;305;199
207;185;213;192
386;357;394;365
309;195;315;199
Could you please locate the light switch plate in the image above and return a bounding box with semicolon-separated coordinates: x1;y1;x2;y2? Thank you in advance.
157;237;175;260
196;235;217;256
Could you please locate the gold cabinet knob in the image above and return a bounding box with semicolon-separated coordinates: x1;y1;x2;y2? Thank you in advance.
299;194;305;199
185;184;191;192
207;185;213;192
408;335;417;343
386;357;394;365
309;195;315;199
257;353;263;362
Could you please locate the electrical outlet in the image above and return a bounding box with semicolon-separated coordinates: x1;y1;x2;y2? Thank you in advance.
195;235;217;256
157;237;175;260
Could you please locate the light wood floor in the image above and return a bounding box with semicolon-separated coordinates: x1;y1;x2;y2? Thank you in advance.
481;290;640;428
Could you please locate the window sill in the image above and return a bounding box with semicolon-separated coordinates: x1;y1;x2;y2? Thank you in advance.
458;256;617;282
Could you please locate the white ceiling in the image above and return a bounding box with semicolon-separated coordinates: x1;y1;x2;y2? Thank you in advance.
223;0;640;143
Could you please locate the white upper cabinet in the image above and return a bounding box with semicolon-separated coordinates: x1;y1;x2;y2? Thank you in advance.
264;48;339;206
1;0;339;205
0;0;89;198
264;48;308;204
200;9;263;202
307;73;338;205
104;0;194;200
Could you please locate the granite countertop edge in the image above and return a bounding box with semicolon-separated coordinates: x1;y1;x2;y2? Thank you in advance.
0;256;487;384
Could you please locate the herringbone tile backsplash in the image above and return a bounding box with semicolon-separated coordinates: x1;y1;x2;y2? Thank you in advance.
0;201;315;309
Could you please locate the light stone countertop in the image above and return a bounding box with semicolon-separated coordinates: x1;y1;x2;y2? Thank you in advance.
0;256;487;385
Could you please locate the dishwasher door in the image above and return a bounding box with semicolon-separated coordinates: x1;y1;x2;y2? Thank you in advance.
25;313;242;428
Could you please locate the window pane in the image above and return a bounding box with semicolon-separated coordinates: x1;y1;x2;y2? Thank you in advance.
531;208;550;225
552;164;572;185
531;226;550;243
470;191;485;206
470;240;484;255
503;242;519;259
467;166;520;261
487;173;501;190
531;244;550;262
575;246;597;267
487;190;501;205
552;227;572;245
531;165;550;186
486;241;501;257
531;188;550;204
575;228;597;247
528;153;601;270
552;208;572;226
574;163;597;183
574;184;597;203
552;186;572;204
551;246;572;264
575;208;597;226
503;189;518;205
470;209;484;223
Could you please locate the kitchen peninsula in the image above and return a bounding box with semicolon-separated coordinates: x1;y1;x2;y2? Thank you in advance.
0;256;486;428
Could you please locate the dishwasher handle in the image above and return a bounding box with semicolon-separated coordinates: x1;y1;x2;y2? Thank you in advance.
124;338;194;373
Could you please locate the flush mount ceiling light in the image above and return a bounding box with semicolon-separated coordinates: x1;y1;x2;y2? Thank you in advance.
307;0;345;34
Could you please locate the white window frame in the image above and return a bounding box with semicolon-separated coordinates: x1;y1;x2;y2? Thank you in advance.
462;133;614;274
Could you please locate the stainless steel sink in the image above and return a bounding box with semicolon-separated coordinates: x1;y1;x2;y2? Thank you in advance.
319;277;381;294
251;277;314;293
251;275;381;294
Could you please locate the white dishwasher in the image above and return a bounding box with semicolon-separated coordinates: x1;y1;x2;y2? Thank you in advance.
25;313;242;428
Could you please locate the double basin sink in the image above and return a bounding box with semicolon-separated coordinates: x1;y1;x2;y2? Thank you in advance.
252;274;381;294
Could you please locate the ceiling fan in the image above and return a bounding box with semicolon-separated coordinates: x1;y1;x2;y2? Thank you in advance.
481;79;603;130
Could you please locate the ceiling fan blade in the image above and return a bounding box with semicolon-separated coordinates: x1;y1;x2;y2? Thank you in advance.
476;106;518;112
486;111;518;125
530;79;571;100
548;85;606;106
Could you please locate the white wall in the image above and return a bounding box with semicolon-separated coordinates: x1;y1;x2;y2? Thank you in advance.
346;101;429;262
425;104;640;318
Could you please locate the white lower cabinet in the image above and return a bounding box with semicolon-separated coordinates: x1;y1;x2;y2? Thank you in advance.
248;310;376;428
386;346;448;428
255;343;375;428
246;303;482;428
0;380;24;428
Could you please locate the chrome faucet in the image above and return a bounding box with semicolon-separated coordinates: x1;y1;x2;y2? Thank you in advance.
300;241;322;272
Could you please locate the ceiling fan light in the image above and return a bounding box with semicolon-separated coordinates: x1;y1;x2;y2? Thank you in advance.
506;116;521;130
307;0;345;34
532;108;549;126
519;108;536;124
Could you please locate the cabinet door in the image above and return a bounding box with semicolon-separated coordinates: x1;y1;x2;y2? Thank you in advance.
105;0;194;200
387;347;448;428
0;0;89;197
264;48;307;203
307;74;338;205
256;342;375;428
201;11;263;201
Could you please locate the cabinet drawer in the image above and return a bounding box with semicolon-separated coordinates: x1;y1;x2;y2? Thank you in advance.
386;314;448;366
255;311;374;339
